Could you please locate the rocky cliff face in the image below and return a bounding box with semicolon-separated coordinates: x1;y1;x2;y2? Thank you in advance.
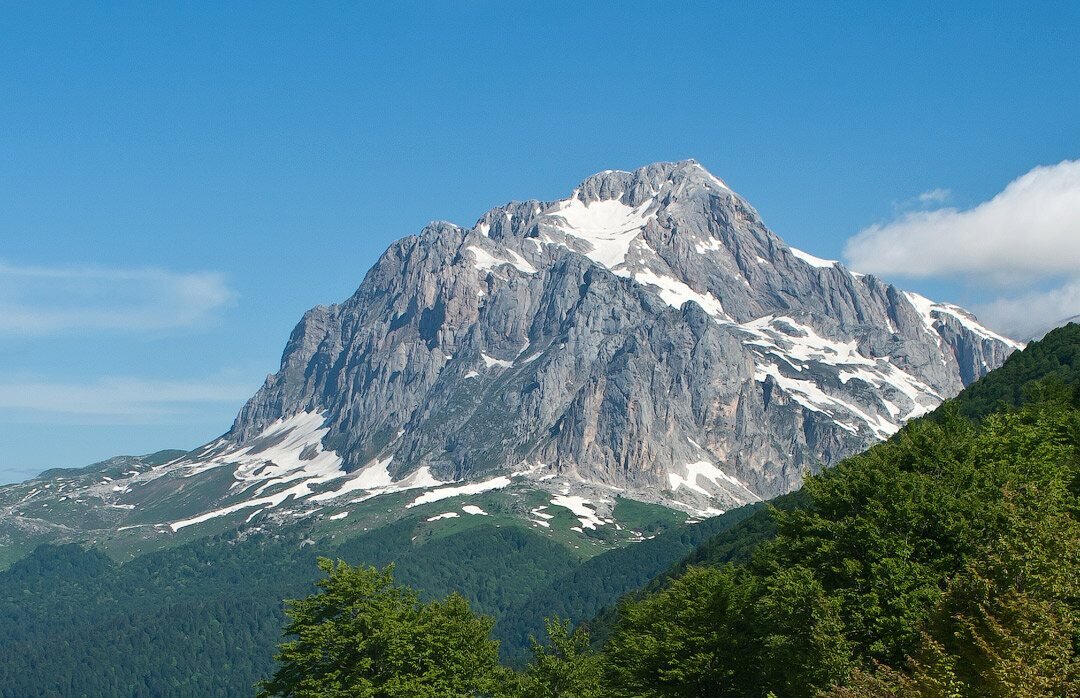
226;161;1018;513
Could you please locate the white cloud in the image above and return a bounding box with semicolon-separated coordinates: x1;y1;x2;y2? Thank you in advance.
974;280;1080;340
845;159;1080;284
916;188;951;205
843;160;1080;340
0;261;236;334
0;376;255;419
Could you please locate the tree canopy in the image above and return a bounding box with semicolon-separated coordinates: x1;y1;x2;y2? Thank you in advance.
258;559;503;698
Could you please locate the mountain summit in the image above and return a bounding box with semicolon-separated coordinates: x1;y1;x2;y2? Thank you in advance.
220;160;1017;513
0;161;1020;546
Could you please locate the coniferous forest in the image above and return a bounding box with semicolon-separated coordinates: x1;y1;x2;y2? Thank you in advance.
2;325;1078;696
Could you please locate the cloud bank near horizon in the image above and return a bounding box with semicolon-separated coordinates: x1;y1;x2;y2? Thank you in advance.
844;160;1080;338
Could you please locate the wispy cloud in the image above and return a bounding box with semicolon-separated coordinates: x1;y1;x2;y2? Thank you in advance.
973;280;1080;341
845;159;1080;284
843;160;1080;339
888;187;952;214
0;261;236;334
916;187;951;205
0;376;256;420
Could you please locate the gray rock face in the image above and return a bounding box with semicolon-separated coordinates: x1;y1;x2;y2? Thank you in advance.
229;161;1019;511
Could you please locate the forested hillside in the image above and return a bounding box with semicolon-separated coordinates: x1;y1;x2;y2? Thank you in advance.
947;321;1079;420
256;325;1079;697
0;492;755;694
594;389;1078;695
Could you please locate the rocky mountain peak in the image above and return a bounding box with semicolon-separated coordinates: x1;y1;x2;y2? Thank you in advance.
570;159;733;206
0;161;1024;553
202;160;1020;522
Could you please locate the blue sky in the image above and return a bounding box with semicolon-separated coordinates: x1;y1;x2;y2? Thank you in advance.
1;1;1078;483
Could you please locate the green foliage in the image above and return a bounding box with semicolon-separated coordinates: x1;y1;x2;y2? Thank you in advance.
502;619;605;698
847;413;1080;697
609;497;683;533
600;392;1079;696
764;409;985;665
773;401;1077;669
946;322;1080;421
826;487;1080;697
258;560;501;697
602;563;852;697
393;525;578;617
0;519;577;696
0;531;318;697
605;565;756;696
499;503;763;663
749;565;852;695
671;491;804;571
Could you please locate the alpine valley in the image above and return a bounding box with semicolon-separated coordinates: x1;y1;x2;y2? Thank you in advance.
0;161;1024;694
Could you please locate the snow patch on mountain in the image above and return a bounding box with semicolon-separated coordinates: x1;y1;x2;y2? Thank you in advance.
741;316;875;368
789;247;838;268
628;270;730;319
466;245;537;275
754;362;899;438
905;291;1023;349
181;411;343;483
668;461;760;504
308;456;394;502
738;314;943;435
161;413;452;529
481;353;514;369
406;476;514;508
550;494;611;530
542;196;656;268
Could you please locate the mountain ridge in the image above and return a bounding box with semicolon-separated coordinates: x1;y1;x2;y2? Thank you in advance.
223;160;1016;508
1;160;1018;555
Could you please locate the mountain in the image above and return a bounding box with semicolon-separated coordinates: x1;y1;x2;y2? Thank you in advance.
0;160;1019;563
226;160;1016;508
